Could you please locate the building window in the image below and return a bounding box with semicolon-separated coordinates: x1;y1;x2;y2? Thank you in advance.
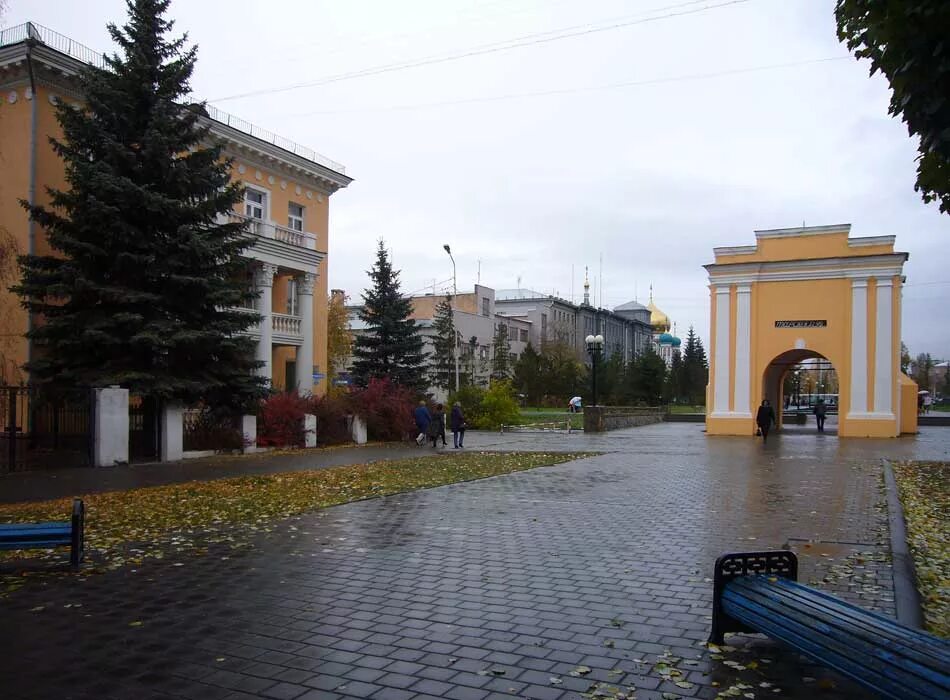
510;353;518;363
245;189;266;219
288;202;304;231
541;313;548;338
482;298;490;317
520;329;528;343
479;346;489;360
287;277;299;316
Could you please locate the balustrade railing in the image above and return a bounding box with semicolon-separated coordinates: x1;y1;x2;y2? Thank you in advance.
227;213;317;251
271;313;303;337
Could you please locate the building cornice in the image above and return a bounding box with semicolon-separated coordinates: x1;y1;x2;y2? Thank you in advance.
754;223;851;239
705;252;909;284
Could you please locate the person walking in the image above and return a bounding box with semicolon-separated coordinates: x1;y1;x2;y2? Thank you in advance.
428;403;445;448
756;399;776;444
413;401;431;446
814;398;827;433
450;402;466;449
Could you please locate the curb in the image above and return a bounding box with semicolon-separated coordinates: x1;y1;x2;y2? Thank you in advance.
882;460;925;629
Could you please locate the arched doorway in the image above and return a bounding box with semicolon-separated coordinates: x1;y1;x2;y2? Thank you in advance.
704;224;918;438
762;349;839;435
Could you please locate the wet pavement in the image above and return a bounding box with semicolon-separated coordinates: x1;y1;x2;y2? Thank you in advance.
1;422;949;700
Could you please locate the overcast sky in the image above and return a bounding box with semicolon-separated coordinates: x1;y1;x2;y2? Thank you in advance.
8;0;949;358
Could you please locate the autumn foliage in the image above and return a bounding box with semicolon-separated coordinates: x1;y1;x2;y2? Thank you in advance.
257;392;311;447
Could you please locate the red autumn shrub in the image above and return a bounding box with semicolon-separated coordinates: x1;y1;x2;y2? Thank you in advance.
257;391;310;447
309;393;353;446
351;378;416;441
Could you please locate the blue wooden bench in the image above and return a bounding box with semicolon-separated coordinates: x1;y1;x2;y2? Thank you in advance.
0;498;85;570
710;550;950;700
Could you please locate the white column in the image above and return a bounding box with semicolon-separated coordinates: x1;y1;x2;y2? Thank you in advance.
848;279;868;416
712;286;731;414
296;272;315;395
254;263;277;384
733;284;752;416
874;278;894;415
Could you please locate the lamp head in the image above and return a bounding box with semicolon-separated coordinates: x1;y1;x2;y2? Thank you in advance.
443;244;452;254
585;335;595;345
595;334;604;346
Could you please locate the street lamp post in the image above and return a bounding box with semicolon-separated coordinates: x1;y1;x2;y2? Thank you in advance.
443;244;459;393
586;334;605;406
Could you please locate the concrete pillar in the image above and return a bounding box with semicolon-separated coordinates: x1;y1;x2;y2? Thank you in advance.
874;278;894;415
304;414;317;448
711;286;731;415
296;272;316;395
255;262;277;384
160;403;184;462
240;414;257;453
93;386;128;467
351;414;367;444
849;279;869;416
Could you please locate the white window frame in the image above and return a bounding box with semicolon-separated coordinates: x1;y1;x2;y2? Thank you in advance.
244;185;270;221
288;202;305;232
287;277;299;316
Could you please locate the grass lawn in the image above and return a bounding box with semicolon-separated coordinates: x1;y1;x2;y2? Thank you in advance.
667;405;705;414
0;451;594;594
892;461;949;637
515;408;583;430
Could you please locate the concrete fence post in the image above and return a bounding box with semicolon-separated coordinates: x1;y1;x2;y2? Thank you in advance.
93;385;129;467
304;414;317;448
240;414;257;453
351;414;367;444
160;403;184;462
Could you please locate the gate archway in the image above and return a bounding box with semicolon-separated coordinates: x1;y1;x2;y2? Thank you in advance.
704;224;917;438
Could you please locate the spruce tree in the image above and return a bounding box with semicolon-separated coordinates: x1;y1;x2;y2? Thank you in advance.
667;349;684;404
351;241;427;390
682;326;709;406
16;0;262;410
513;343;543;406
430;297;456;391
490;322;511;381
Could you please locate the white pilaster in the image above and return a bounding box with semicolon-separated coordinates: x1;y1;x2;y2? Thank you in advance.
712;286;731;415
848;279;868;416
93;386;129;467
874;278;894;415
733;284;752;416
296;272;315;395
160;403;184;462
254;263;277;383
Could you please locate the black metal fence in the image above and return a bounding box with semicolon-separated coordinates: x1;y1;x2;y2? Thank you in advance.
129;395;159;463
0;386;91;472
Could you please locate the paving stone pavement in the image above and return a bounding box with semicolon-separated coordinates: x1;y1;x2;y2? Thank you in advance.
1;422;949;700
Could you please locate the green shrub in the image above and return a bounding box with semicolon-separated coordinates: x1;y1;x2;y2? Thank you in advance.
451;382;520;429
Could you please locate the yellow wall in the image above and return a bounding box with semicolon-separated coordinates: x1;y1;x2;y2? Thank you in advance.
899;373;918;434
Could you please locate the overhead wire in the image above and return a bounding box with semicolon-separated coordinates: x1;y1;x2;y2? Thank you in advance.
210;0;752;103
279;56;849;118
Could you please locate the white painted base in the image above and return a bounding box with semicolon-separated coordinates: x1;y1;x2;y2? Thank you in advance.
240;414;257;453
846;412;897;421
182;449;217;460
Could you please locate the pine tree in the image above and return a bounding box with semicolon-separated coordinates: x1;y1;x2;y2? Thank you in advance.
16;0;262;410
430;297;456;391
631;347;667;405
681;326;709;406
667;349;684;404
490;322;511;381
351;241;427;390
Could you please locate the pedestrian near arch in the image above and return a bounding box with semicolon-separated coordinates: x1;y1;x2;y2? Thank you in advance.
756;399;776;444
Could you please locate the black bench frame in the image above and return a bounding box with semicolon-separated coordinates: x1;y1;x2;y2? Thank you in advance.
710;549;798;644
0;498;85;570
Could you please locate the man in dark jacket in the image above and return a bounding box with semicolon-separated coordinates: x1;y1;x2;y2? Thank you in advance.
756;399;776;444
813;398;827;433
413;401;431;446
450;402;466;449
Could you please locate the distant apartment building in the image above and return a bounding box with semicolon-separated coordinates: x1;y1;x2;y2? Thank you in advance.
0;23;351;393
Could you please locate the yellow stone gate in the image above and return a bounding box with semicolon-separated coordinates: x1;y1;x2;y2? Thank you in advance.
705;224;917;438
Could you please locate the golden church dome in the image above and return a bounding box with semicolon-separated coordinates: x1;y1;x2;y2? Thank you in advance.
647;299;670;333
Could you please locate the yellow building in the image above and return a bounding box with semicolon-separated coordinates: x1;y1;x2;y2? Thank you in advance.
0;23;351;393
705;224;917;438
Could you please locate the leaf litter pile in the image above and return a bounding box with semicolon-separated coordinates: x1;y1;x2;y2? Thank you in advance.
893;460;949;637
0;451;592;595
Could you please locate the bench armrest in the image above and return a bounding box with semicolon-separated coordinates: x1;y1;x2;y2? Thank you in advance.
710;550;798;644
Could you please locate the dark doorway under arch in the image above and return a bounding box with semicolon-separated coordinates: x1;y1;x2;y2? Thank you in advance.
762;349;839;435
